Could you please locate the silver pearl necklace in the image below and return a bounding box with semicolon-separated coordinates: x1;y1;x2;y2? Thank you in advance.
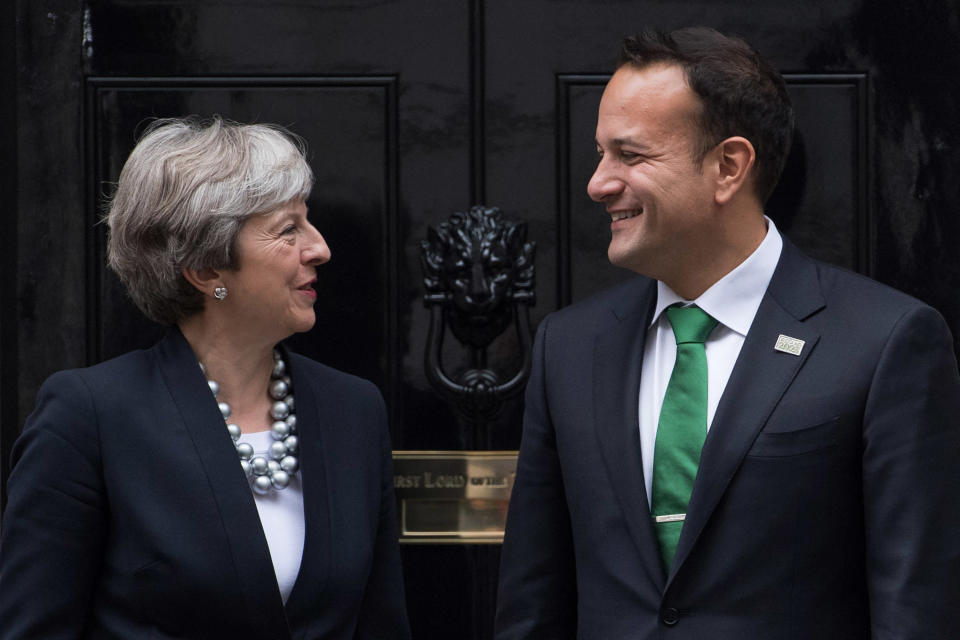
201;350;299;494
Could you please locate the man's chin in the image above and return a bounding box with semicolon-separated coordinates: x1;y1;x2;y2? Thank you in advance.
607;243;643;272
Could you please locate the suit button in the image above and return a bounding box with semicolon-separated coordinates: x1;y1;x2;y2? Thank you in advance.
662;607;680;625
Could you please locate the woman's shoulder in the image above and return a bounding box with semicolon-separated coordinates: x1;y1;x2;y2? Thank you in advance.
285;351;382;399
41;347;157;395
22;349;157;459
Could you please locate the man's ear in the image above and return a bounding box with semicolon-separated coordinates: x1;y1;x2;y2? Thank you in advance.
182;267;223;298
713;136;756;205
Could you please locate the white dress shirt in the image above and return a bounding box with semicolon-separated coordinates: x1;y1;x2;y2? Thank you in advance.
639;217;783;505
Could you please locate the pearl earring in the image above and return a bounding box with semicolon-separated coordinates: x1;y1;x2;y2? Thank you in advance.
214;286;228;300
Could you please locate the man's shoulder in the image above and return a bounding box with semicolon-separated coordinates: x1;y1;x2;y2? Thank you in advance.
814;260;923;308
540;275;655;335
803;257;938;331
773;240;937;326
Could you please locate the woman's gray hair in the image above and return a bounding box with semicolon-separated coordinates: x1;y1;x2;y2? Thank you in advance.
106;116;314;324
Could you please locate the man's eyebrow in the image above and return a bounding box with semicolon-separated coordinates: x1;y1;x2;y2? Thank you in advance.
611;137;649;149
596;136;649;149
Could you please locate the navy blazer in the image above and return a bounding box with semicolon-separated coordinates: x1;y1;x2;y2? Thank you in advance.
0;329;411;639
495;240;960;639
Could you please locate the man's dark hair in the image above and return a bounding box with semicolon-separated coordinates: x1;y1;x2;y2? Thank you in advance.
618;27;794;203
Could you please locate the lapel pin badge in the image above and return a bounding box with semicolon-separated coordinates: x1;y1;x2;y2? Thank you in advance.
774;334;805;356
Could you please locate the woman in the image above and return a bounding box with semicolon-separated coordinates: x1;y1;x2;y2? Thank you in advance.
0;117;411;638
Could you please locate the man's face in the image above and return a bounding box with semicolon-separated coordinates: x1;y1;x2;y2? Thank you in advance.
588;63;719;281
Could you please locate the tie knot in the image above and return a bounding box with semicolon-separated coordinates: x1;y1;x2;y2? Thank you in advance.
665;305;718;344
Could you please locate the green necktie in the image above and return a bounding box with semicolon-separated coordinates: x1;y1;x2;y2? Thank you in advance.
651;305;718;571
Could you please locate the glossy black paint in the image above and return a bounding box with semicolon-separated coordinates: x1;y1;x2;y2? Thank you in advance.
0;0;18;522
5;1;960;637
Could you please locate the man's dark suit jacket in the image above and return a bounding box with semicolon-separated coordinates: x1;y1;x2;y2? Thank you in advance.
495;239;960;639
0;329;411;639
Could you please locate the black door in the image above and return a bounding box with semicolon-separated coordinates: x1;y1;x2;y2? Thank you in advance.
5;2;960;638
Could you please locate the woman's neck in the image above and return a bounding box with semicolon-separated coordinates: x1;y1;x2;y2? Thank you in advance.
178;315;277;432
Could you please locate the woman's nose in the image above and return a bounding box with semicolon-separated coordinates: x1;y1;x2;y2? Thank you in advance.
304;226;331;265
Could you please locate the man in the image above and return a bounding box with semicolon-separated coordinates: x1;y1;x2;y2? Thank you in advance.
495;27;960;639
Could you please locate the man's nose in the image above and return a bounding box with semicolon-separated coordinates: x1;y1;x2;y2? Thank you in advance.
587;159;623;203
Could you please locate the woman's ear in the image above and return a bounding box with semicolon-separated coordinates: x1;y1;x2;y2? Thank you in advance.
713;136;756;205
182;267;223;298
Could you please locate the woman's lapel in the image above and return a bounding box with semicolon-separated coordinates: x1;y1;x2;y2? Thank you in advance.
276;346;333;633
152;328;291;638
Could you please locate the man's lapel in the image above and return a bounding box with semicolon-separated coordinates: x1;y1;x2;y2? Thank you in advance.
669;240;826;582
592;277;667;586
154;328;292;638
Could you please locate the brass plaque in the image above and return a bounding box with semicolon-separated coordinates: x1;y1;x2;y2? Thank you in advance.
392;451;518;544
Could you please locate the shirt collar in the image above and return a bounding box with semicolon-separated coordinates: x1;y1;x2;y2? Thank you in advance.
650;216;783;336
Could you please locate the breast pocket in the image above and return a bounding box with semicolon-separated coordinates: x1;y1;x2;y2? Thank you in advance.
747;417;839;458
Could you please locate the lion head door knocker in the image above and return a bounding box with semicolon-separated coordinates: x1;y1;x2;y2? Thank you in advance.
420;205;536;421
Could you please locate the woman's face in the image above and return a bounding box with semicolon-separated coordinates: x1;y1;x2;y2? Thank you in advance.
220;200;331;342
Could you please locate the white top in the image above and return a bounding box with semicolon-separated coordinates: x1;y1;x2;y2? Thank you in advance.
638;217;783;505
242;429;305;604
